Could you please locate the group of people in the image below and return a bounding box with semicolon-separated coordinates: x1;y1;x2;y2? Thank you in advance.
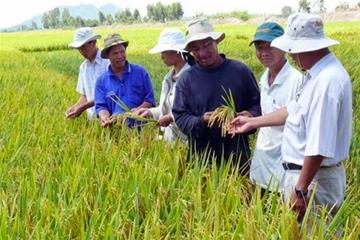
65;13;352;222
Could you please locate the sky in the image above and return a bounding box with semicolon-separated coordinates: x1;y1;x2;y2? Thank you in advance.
0;0;358;28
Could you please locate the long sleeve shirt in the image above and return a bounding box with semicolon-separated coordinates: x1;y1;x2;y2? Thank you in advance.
172;56;261;169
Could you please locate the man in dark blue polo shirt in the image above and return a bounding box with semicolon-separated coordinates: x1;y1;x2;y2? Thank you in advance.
172;18;261;173
95;33;156;128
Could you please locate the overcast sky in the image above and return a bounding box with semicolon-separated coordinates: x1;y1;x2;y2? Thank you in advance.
0;0;358;28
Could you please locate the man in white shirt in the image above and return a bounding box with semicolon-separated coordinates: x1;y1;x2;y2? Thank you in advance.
230;13;352;220
65;27;109;119
249;22;302;196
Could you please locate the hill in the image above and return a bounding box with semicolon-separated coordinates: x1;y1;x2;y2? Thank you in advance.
1;4;120;32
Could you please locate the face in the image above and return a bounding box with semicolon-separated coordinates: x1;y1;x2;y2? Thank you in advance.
189;38;219;68
160;51;181;67
254;41;285;68
107;44;127;69
289;53;307;71
78;41;97;59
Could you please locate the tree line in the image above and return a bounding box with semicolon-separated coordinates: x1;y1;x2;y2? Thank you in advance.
38;1;184;30
281;0;357;18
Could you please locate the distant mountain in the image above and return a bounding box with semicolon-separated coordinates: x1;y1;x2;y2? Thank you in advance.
1;4;120;32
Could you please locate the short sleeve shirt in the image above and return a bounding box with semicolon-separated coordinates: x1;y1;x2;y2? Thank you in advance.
76;50;109;119
282;53;352;166
250;61;301;191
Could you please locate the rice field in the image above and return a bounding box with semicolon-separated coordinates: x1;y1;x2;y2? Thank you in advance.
0;22;359;239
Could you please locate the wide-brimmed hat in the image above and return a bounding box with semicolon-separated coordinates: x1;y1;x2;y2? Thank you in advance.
249;22;284;46
149;28;187;54
184;18;225;50
101;33;129;58
271;13;339;53
68;27;101;48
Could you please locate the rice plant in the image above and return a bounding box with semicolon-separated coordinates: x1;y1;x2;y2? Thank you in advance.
0;22;359;239
208;87;236;137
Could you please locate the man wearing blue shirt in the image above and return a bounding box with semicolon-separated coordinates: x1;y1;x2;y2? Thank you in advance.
95;33;156;128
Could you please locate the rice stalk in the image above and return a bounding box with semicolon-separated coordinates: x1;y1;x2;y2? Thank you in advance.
208;87;236;137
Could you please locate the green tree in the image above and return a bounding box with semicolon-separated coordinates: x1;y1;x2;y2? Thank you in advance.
335;2;350;11
281;6;293;18
319;0;326;13
85;19;99;27
98;11;106;24
48;8;61;28
115;9;133;23
31;21;38;30
74;16;85;27
106;14;114;25
61;8;71;27
41;13;50;29
172;2;184;20
298;0;311;13
133;9;141;22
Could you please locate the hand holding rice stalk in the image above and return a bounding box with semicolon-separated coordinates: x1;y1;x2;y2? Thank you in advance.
208;87;236;137
109;95;157;126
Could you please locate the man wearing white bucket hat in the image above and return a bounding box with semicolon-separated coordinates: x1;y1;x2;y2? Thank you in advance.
230;13;352;219
65;27;109;119
134;28;191;142
172;18;261;171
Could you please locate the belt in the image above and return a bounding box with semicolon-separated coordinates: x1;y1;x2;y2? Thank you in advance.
282;162;342;170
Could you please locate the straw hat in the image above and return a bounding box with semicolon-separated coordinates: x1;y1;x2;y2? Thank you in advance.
101;33;129;58
184;18;225;50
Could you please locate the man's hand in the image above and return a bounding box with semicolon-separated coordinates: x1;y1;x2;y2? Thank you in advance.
228;115;255;136
100;116;113;128
65;104;84;118
157;115;173;127
98;110;112;128
133;108;152;118
290;191;308;221
202;112;213;124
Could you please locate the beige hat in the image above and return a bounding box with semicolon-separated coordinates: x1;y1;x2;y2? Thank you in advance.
101;33;129;58
271;13;339;53
69;27;101;48
184;18;225;50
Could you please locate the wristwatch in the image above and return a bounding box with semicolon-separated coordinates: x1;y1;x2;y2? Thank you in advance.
294;187;308;198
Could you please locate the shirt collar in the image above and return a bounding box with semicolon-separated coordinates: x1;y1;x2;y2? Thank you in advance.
85;49;102;65
195;54;227;72
108;60;131;77
172;63;191;80
262;60;291;89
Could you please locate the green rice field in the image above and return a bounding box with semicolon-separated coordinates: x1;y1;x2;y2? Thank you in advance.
0;22;359;239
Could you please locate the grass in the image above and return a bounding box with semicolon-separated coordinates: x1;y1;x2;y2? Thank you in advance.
0;22;359;239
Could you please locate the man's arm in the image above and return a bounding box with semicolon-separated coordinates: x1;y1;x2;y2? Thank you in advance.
229;107;288;135
131;101;153;112
98;109;112;128
290;155;324;219
65;95;94;118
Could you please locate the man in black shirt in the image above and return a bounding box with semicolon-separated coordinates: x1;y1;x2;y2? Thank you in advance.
172;18;261;173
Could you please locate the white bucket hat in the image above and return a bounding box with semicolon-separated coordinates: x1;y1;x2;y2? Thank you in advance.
271;13;339;54
184;18;225;50
149;28;187;54
69;27;101;48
